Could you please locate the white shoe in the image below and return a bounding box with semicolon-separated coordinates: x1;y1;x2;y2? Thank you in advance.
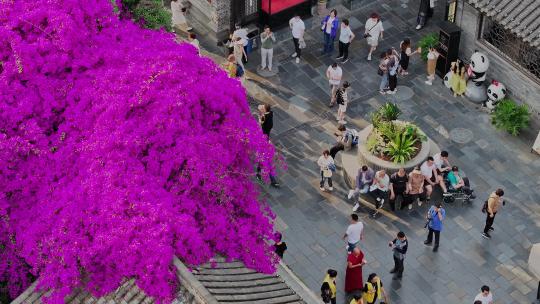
379;90;386;95
376;197;381;202
348;190;355;199
418;200;423;206
295;57;300;64
320;187;325;191
338;120;347;124
379;199;385;208
292;52;297;58
425;80;433;85
408;204;413;210
328;187;333;191
367;54;372;61
268;67;272;71
353;203;360;212
416;24;422;30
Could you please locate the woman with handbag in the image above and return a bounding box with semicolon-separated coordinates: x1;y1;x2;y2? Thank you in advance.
318;150;335;191
321;9;340;55
321;269;338;304
364;13;384;61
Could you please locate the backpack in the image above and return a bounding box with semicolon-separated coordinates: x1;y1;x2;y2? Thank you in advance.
320;282;331;303
235;64;244;77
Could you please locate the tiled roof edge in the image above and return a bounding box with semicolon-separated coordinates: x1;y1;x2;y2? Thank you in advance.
276;261;324;304
173;257;220;304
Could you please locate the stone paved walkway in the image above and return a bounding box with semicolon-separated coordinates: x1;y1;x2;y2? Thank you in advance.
200;0;540;303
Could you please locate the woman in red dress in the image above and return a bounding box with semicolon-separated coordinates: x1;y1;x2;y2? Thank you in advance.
345;247;366;292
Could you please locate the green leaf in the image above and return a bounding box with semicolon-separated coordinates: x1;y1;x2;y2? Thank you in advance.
490;99;530;136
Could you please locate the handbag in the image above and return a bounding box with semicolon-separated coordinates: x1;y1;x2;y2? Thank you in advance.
363;20;380;38
377;67;384;76
328;163;336;172
481;200;488;213
323;169;332;178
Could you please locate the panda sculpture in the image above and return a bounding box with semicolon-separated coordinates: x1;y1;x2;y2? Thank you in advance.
485;80;507;110
465;51;490;103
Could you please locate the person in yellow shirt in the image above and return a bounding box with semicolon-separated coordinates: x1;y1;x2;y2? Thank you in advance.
225;54;237;78
350;295;364;304
363;273;388;304
321;269;337;304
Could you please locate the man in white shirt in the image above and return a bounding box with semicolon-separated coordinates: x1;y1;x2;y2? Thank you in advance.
289;13;305;64
433;150;451;173
370;170;389;217
342;213;364;253
420;156;449;200
337;19;355;63
473;285;493;304
326;62;342;107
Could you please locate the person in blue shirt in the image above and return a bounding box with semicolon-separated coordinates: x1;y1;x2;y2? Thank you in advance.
424;203;445;252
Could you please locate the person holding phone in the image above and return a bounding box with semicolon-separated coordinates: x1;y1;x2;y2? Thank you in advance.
424;203;445;252
260;25;276;71
389;231;408;279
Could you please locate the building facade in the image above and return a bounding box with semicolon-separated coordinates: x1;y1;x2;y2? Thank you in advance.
453;0;540;113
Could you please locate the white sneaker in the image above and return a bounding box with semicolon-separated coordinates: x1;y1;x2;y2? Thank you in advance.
379;90;386;95
408;204;413;210
292;52;297;58
379;199;385;208
295;57;300;64
328;187;333;191
347;190;355;199
367;54;372;61
418;200;422;206
338;120;347;124
416;24;422;30
320;187;325;191
425;80;433;85
376;197;381;202
353;203;360;212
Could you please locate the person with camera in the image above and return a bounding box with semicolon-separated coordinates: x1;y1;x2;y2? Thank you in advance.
389;231;408;280
482;188;504;239
364;13;384;61
424;202;445;252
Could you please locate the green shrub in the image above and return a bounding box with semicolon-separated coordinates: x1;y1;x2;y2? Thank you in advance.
418;33;438;61
491;99;530;136
133;0;172;31
385;132;418;164
379;102;401;121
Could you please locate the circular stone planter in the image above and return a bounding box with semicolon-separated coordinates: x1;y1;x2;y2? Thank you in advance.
357;121;431;173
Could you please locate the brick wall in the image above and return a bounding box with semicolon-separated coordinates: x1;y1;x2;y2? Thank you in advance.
455;1;540;115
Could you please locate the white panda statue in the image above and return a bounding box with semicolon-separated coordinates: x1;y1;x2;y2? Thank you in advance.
485;80;507;110
465;51;490;103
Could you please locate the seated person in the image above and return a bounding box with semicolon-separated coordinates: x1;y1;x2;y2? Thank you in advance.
433;150;451;175
389;168;408;211
407;166;426;208
370;170;389;215
329;125;347;159
350;165;375;211
421;156;450;201
446;166;475;198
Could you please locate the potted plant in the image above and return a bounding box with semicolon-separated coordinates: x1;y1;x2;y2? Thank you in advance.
418;32;438;61
491;98;530;136
317;0;328;16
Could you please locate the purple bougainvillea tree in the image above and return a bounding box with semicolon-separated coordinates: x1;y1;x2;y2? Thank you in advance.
0;0;277;302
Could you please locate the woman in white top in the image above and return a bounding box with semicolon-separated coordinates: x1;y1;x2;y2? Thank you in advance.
337;19;355;63
326;62;343;106
317;150;335;191
364;13;384;61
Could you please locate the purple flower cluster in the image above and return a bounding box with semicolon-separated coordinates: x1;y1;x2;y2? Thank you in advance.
0;0;278;302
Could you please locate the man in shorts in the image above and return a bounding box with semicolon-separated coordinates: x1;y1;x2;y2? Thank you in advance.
420;156;450;201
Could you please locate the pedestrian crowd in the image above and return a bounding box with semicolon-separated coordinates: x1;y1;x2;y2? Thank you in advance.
177;2;502;303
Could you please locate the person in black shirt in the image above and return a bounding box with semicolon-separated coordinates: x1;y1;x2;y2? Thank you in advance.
274;232;287;258
389;168;409;211
259;104;273;137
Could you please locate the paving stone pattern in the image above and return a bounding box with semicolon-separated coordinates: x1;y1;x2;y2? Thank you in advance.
204;0;540;303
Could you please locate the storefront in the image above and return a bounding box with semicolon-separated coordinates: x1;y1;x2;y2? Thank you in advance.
260;0;311;28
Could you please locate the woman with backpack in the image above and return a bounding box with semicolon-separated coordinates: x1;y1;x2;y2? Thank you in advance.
321;269;338;304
